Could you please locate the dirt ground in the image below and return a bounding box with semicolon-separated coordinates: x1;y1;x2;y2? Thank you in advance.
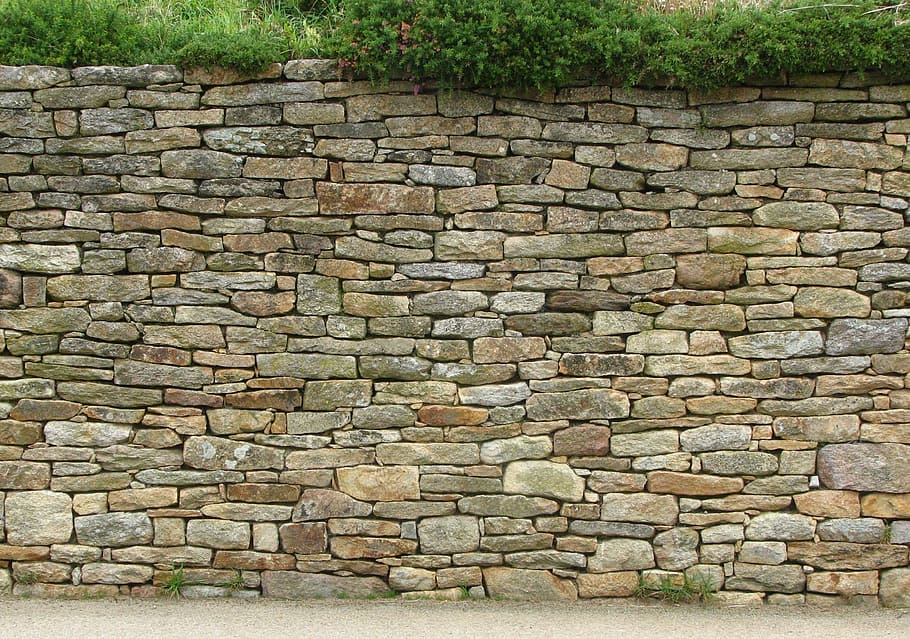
0;598;907;639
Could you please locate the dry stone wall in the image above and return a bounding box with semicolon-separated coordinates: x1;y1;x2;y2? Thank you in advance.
0;60;910;604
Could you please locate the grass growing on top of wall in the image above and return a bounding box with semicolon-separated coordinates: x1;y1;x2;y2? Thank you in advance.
0;0;908;87
0;0;338;70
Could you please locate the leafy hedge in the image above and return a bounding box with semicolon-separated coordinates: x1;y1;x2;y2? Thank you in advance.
0;0;908;88
331;0;910;88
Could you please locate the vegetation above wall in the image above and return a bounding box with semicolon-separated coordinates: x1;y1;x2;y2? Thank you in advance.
0;0;908;88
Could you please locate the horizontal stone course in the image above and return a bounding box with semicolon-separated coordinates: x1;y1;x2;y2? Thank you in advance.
0;63;908;604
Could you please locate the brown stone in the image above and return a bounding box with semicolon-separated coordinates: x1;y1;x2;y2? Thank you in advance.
676;254;746;289
787;542;908;570
231;291;296;317
317;183;434;214
330;537;418;559
646;471;744;496
227;483;300;503
212;551;295;571
553;425;611;456
279;522;327;554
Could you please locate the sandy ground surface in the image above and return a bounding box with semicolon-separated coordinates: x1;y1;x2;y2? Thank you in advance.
0;598;907;639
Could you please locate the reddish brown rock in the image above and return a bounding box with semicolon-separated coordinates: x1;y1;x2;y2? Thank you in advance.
279;522;327;554
553;425;611;456
330;537;418;559
227;483;301;503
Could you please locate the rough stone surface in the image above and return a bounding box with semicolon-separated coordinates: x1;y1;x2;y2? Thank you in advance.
0;71;908;601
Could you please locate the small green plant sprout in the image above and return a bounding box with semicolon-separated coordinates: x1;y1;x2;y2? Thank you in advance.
881;524;893;544
364;589;400;600
458;586;471;600
635;571;715;604
162;565;185;599
225;570;244;591
15;571;38;586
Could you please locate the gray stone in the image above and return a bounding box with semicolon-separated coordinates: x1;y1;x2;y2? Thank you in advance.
745;513;815;541
728;332;825;359
292;489;371;521
525;389;630;420
753;202;839;230
680;424;751;452
184;436;284;471
701;452;778;476
0;244;81;274
504;234;624;258
503;461;585;501
44;421;131;447
653;528;700;571
458;495;559;518
75;512;153;547
203;127;313;157
458;383;531;407
186;519;251;550
601;493;679;525
161;150;243;179
825;319;907;355
727;563;806;593
589;538;655;572
262;572;387;599
418;516;480;554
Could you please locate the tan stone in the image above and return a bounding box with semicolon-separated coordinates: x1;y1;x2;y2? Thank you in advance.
646;471;743;496
862;493;910;518
336;465;420;502
807;571;879;596
794;491;860;518
578;572;641;598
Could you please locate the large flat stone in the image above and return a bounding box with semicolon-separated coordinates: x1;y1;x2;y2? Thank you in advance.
4;490;72;545
483;567;577;601
525;389;629;421
262;571;388;599
503;461;585;502
818;443;910;493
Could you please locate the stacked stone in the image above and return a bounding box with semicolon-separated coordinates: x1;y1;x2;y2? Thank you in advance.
0;60;909;604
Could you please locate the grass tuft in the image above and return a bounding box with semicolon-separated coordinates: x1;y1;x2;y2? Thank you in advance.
634;572;716;604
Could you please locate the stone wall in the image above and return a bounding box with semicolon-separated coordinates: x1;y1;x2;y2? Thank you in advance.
1;60;909;605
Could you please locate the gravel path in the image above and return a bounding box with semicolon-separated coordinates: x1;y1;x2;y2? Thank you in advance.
1;598;907;639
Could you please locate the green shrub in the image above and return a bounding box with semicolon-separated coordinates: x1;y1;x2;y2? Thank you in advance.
331;0;910;89
0;0;149;66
